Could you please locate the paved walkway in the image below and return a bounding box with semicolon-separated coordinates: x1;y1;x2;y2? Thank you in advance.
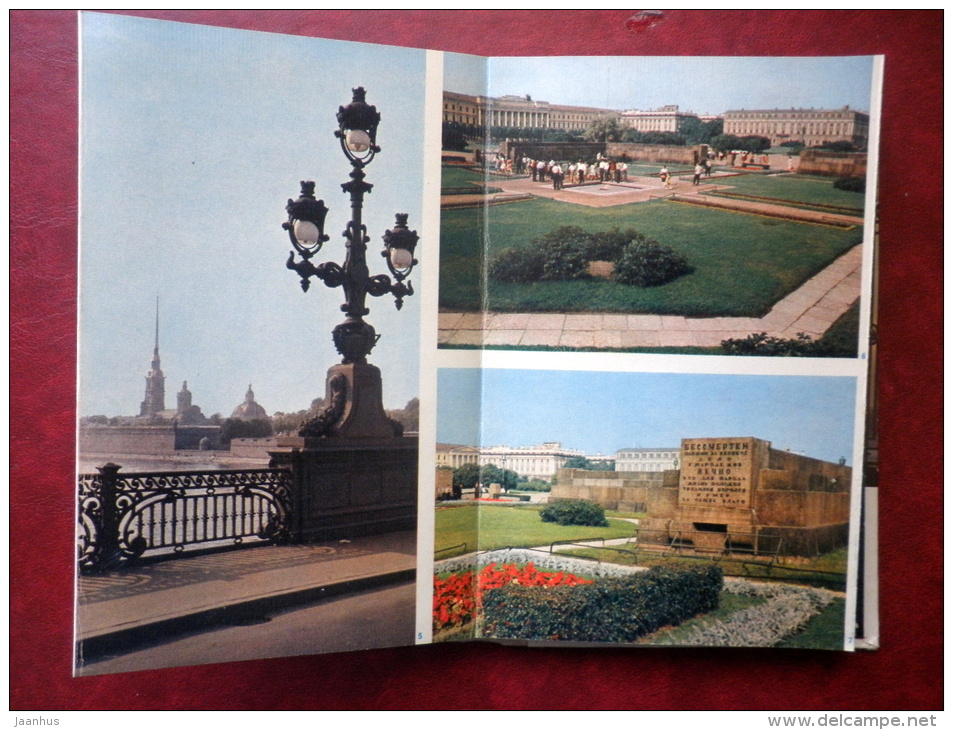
76;531;416;663
439;245;861;349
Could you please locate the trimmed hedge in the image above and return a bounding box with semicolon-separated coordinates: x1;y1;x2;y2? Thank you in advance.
481;564;724;642
539;498;608;527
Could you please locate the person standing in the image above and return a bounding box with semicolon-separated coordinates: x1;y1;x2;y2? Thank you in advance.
693;162;703;186
551;162;563;190
660;165;670;189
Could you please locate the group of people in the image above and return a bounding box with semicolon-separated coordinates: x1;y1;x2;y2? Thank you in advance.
514;156;630;189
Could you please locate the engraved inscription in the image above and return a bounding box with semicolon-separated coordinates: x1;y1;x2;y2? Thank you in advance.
679;438;754;508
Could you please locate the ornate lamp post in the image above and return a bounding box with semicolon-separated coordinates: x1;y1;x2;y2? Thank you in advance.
282;87;419;440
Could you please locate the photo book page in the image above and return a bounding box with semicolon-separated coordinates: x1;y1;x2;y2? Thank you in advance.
75;12;881;675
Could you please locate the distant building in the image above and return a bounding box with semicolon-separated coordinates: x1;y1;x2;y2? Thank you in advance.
479;442;584;481
436;443;480;470
443;91;619;132
231;385;268;421
722;106;869;148
620;105;700;135
176;381;207;425
616;447;680;473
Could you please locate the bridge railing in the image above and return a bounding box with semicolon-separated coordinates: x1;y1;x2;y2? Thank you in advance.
77;463;293;572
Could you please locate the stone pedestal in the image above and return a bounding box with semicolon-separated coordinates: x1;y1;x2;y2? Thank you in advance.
268;359;418;542
270;436;418;542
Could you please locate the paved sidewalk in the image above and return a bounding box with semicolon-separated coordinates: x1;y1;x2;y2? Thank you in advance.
439;245;862;350
76;531;416;661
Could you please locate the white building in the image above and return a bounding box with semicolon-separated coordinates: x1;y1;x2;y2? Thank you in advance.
615;447;680;473
479;442;584;481
436;443;480;470
620;105;700;135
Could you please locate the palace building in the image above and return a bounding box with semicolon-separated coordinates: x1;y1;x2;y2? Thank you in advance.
615;447;680;472
620;105;702;135
722;106;869;148
479;442;584;482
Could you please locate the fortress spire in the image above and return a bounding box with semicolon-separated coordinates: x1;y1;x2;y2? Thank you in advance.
140;298;166;417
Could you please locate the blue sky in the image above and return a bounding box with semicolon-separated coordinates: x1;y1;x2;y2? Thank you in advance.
446;53;874;115
79;13;426;417
438;368;858;465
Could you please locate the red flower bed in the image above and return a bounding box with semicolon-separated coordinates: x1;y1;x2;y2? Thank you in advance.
433;562;592;632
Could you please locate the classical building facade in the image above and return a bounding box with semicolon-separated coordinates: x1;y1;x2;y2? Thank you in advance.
436;443;480;470
443;90;484;127
620;105;701;135
479;442;584;481
615;447;680;472
443;91;619;132
722;106;869;148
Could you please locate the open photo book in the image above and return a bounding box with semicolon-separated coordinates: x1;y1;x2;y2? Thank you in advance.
74;12;881;675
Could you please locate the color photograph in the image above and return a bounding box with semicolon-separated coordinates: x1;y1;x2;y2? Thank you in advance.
438;55;876;356
433;367;859;649
75;13;427;674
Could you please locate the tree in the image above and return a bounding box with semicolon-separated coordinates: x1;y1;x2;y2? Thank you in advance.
584;116;624;143
479;464;520;491
386;397;419;433
442;121;470;152
739;135;771;153
452;463;481;491
563;456;596;470
218;417;273;445
709;133;742;153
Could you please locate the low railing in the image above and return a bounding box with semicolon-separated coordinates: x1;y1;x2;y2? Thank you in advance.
77;463;294;572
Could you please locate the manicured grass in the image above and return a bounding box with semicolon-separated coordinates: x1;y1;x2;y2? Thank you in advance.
707;173;866;212
440;196;863;317
441;164;485;190
777;597;847;649
561;546;847;591
434;503;637;558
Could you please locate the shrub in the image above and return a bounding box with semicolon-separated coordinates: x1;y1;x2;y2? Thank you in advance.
539;499;608;527
833;176;865;193
489;246;546;283
534;226;591;281
517;480;552;492
720;332;837;357
584;228;645;262
481;564;723;642
614;238;692;287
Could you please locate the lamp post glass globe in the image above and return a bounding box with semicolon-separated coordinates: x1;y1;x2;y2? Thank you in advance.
389;246;414;270
345;129;372;153
293;219;322;247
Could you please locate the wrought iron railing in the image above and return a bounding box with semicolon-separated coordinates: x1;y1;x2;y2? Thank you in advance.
77;463;294;571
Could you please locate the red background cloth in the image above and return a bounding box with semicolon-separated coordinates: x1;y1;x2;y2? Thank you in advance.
11;10;942;711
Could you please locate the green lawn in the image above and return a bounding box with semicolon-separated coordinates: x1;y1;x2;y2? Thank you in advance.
707;173;866;212
440;196;863;316
441;164;489;193
561;545;847;591
434;503;637;558
778;597;847;649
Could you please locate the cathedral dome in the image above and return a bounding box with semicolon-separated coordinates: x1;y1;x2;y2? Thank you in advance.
231;384;268;421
